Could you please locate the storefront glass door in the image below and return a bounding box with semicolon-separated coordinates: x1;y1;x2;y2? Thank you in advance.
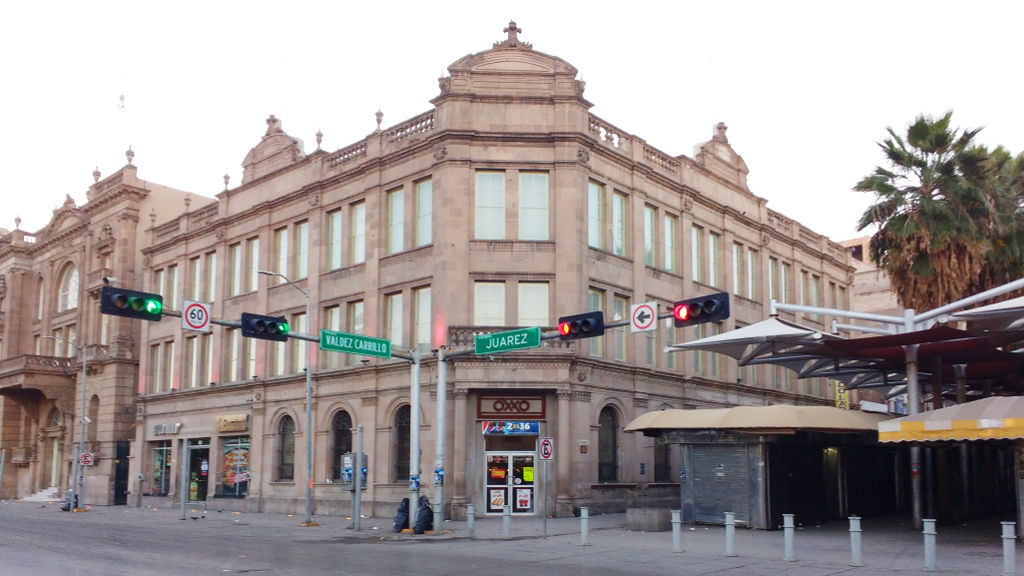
485;452;535;514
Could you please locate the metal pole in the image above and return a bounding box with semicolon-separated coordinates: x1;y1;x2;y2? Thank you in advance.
433;347;446;532
905;337;923;531
542;460;548;538
1003;521;1017;576
922;518;937;572
353;425;363;531
725;511;737;557
579;506;590;546
502;504;511;538
782;513;796;561
849;516;864;567
179;439;188;520
466;503;475;539
0;448;6;499
409;348;421;529
74;345;86;510
671;509;683;553
303;289;314;526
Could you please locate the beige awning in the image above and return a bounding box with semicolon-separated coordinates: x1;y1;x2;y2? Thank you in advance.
878;396;1024;443
625;404;889;435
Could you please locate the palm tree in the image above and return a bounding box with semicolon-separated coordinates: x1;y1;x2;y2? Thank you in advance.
855;112;991;311
968;146;1024;295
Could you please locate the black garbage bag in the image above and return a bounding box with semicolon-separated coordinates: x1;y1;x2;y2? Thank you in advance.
413;495;433;534
393;498;410;533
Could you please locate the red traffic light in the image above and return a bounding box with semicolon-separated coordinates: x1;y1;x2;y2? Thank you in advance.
556;311;605;340
672;292;730;327
673;303;690;323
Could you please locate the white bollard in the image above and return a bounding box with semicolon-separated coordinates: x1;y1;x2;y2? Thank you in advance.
849;516;864;567
580;506;591;546
672;509;683;553
502;504;511;538
922;518;937;572
724;512;737;557
1002;521;1016;576
466;503;475;539
783;513;797;562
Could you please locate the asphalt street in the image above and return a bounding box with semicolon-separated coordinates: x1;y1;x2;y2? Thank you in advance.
1;499;1022;576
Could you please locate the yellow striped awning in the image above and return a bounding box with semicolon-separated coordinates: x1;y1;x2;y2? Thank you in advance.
878;396;1024;443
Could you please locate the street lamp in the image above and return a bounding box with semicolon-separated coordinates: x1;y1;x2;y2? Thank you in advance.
43;335;88;512
258;269;315;526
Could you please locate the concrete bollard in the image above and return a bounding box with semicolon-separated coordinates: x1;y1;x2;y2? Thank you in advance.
724;512;737;557
580;506;591;546
671;509;683;553
1002;521;1016;576
849;516;864;567
782;514;796;562
922;518;937;572
502;504;511;538
466;503;475;539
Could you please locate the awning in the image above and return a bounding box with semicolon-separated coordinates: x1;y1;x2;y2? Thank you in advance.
625;404;889;435
950;295;1024;330
878;396;1024;443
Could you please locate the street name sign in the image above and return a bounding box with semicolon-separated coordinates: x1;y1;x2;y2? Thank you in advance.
475;327;541;355
320;329;391;358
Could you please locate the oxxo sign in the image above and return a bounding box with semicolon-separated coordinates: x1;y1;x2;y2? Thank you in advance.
477;394;545;419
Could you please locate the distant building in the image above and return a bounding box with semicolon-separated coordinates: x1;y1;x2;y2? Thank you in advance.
1;23;854;516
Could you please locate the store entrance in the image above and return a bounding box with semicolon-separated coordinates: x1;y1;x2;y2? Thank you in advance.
485;452;536;514
188;439;210;502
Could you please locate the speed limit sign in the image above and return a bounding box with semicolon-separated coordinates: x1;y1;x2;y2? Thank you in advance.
182;300;212;333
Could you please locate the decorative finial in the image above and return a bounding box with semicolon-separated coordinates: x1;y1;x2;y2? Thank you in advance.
265;115;283;136
184;193;192;211
714;122;729;143
223;173;230;190
126;146;135;165
92;167;101;183
315;129;323;150
149;209;157;226
14;215;21;230
494;20;531;49
375;109;383;131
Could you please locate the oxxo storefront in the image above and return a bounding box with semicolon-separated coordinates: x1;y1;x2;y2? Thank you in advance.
474;394;545;516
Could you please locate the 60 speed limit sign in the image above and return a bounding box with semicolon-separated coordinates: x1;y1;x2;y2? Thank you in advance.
182;300;212;333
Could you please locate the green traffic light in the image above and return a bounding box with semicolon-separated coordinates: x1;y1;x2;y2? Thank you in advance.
146;299;162;314
279;322;290;335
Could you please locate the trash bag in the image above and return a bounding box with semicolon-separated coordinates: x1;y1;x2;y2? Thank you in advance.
392;498;410;533
413;495;433;534
60;490;74;512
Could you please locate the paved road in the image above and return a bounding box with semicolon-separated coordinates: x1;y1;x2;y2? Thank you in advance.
1;499;1021;575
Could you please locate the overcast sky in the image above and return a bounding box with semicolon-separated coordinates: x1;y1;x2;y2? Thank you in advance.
4;1;1022;242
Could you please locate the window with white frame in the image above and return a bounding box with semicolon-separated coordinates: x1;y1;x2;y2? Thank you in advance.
327;209;343;270
167;265;179;309
517;282;548;327
587;288;604;357
228;329;240;382
153;268;166;300
189;256;202;300
292;312;307;373
36;278;44;319
272;336;286;377
613;295;628;361
294;221;308;280
746;248;758;300
768;257;778;302
229;243;243;296
58;264;79;312
708;232;721;288
691;226;703;283
414;286;431;352
351;202;366;265
732;243;742;296
347;300;364;366
415;178;432;247
643;205;656;266
274;228;288;283
474;281;505;326
204;251;217;301
518;172;548;241
387;187;404;255
246;238;259;292
323;305;341;369
780;262;791;304
664;214;677;273
612;191;627;257
588;181;603;249
474;171;505;240
386;293;403;346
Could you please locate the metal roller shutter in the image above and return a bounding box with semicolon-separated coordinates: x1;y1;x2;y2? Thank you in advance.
692;444;750;524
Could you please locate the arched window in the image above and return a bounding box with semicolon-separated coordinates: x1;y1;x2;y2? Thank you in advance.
393;405;410;482
276;415;295;481
330;410;353;481
598;406;619;483
37;278;45;319
48;408;62;427
58;264;79;312
87;395;100;442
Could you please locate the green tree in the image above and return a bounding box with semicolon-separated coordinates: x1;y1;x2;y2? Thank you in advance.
854;112;995;311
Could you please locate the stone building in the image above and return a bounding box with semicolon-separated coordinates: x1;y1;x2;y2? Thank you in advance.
1;23;854;516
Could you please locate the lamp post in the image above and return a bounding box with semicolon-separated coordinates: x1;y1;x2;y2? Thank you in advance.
44;335;87;512
258;270;315;526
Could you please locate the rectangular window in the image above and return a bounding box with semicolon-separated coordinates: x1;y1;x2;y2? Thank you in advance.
34;335;42;355
347;300;364;366
292;312;307;373
323;305;341;369
780;262;791;304
246;238;260;293
692;324;703;374
474;171;505;240
691;226;703;283
185;336;199;388
387;187;405;255
327;209;343;270
274;227;288;283
414;287;431;352
229;243;242;296
746;248;759;300
613;295;628;361
163;341;176;391
190;256;202;300
587;288;604;357
663;215;677;272
100;315;111;346
732;243;742;296
643;205;656;266
386;293;403;346
473;282;505;326
710;323;721;379
518;172;549;241
588;181;603;249
612;191;627;257
246;338;256;380
415;178;432;247
811;274;821;318
205;251;217;302
768;257;778;302
708;232;721;288
167;265;178;310
839;286;848;309
517;282;549;327
153;269;166;300
351;202;366;265
664;317;677;370
294;221;308;280
228;329;240;382
149;343;162;393
272;338;286;377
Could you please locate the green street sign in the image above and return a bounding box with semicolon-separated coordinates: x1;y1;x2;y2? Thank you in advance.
320;329;391;358
474;327;541;355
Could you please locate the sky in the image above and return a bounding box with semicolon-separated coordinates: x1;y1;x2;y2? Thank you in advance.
3;1;1023;242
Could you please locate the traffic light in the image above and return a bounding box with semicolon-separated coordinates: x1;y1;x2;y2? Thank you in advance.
241;312;290;342
557;311;605;340
100;286;163;321
673;292;730;327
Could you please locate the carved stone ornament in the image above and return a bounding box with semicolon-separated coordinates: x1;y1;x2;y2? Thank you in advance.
682;196;694;213
433;145;448;161
577;148;590;164
761;231;770;247
216;227;226;241
142;255;151;269
309;190;321;207
0;275;6;299
438;76;450;94
494;20;532;50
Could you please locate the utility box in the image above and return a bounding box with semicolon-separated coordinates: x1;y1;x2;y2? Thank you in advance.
340;452;368;492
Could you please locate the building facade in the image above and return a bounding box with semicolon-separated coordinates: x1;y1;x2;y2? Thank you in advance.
1;23;854;515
